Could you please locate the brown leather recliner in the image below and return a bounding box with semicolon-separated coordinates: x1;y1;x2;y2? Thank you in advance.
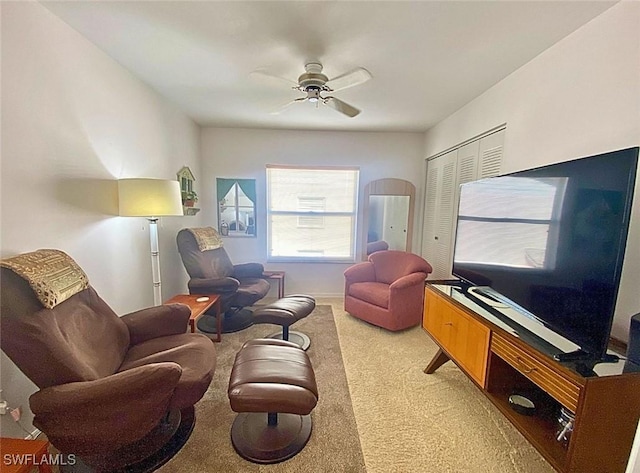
0;249;216;471
344;250;433;331
177;227;270;334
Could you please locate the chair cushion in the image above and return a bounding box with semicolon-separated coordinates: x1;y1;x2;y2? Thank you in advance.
177;229;234;279
234;278;271;307
0;271;129;388
186;227;223;251
119;333;216;410
347;281;390;309
369;250;432;284
228;339;318;415
0;249;89;309
252;295;316;326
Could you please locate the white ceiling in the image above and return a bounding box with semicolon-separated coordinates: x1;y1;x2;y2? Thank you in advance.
43;1;616;133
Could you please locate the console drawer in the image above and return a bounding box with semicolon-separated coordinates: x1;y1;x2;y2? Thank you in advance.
491;334;580;412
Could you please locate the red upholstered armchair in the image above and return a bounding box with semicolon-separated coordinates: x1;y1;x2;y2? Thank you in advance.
344;250;433;331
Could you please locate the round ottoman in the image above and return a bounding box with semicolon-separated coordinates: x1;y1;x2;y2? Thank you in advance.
227;338;319;464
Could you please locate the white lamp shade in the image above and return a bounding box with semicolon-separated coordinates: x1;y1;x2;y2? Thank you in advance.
118;179;184;217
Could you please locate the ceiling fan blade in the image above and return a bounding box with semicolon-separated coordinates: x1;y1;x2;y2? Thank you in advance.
249;70;299;88
270;97;306;115
324;97;360;118
326;67;372;92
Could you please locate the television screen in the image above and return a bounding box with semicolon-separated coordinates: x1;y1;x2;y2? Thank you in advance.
452;147;639;361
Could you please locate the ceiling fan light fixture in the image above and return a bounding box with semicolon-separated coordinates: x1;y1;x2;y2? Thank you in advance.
306;88;321;102
260;61;371;118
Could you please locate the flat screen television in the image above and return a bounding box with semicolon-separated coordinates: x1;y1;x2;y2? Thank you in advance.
452;147;639;362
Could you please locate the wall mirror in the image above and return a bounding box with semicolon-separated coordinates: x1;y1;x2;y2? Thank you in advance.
362;178;415;259
216;178;256;237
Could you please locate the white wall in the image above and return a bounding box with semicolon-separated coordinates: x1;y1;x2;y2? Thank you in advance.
423;2;640;342
0;2;202;438
200;127;424;297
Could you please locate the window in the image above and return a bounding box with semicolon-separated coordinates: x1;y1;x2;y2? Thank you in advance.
266;165;359;261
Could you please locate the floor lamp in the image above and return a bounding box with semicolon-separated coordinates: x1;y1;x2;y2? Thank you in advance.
118;178;184;306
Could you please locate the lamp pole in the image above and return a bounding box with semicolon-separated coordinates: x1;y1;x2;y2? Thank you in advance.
148;217;162;306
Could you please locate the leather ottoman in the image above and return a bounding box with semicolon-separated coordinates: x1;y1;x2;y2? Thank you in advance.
228;338;318;464
252;295;316;350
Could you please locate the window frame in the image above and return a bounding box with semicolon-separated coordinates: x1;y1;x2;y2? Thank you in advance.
266;164;360;263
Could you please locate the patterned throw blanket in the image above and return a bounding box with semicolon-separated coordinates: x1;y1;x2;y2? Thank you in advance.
0;249;89;309
187;227;224;251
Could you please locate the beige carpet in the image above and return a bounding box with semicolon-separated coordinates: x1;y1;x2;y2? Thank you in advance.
158;305;366;473
327;297;555;473
159;299;555;472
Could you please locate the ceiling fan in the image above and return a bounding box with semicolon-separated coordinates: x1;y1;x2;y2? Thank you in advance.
252;62;372;118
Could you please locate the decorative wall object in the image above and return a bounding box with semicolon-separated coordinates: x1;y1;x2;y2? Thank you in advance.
177;166;200;216
216;178;256;237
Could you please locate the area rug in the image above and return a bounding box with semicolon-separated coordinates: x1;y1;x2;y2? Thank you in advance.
158;305;366;473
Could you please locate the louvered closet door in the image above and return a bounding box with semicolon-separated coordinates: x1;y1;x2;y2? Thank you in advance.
421;160;439;268
422;128;505;280
449;141;481;277
422;150;457;279
478;129;505;179
456;141;480;186
449;130;504;277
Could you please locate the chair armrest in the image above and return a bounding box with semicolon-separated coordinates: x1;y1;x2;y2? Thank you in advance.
344;262;375;284
389;272;427;292
29;363;182;456
122;304;191;345
188;277;240;294
233;262;265;279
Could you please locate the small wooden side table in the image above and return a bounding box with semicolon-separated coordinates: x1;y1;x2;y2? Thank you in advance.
164;294;222;342
0;438;53;473
262;271;285;299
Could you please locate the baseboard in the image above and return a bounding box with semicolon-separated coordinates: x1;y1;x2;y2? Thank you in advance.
27;427;42;440
305;293;344;299
609;336;627;356
262;293;344;301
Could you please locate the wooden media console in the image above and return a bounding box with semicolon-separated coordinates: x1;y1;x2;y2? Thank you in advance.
422;283;640;473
